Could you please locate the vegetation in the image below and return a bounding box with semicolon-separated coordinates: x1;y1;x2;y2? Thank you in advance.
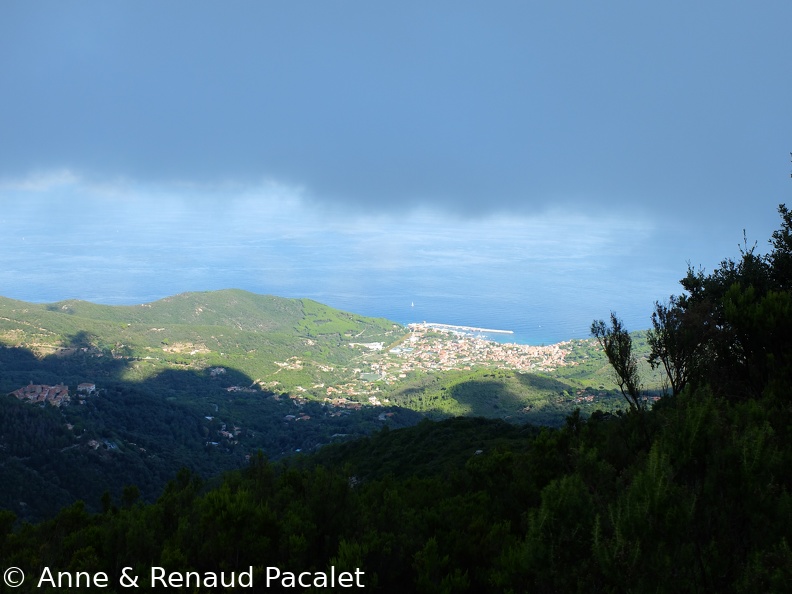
591;313;644;411
385;367;626;424
0;291;628;522
0;290;401;394
3;205;792;592
0;294;418;521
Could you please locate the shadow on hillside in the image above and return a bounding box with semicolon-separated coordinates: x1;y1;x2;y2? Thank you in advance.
0;332;254;395
447;379;528;416
0;340;422;522
513;370;630;419
445;373;578;424
0;340;263;517
513;372;570;393
435;372;599;427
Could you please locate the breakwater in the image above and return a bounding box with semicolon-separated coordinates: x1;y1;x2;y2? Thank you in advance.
411;322;514;335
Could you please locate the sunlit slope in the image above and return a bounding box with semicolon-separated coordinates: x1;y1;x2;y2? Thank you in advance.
0;290;394;334
0;290;402;389
49;289;306;331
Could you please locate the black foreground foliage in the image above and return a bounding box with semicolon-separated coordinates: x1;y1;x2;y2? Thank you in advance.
3;206;792;593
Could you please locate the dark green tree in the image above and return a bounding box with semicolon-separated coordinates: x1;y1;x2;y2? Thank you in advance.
120;485;140;509
649;205;792;399
647;297;695;396
591;313;643;411
769;203;792;290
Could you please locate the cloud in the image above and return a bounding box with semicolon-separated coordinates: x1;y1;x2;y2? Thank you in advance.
0;167;767;293
0;169;80;192
2;3;788;225
0;169;652;247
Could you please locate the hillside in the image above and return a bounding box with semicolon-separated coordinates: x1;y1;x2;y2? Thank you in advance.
0;289;402;391
0;289;656;521
0;291;419;520
3;385;791;593
0;289;650;412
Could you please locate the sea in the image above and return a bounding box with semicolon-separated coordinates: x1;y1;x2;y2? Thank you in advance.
0;193;738;346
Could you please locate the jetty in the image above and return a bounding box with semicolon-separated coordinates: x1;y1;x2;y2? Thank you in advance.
412;322;514;335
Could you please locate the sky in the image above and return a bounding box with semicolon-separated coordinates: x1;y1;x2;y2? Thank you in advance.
0;2;790;336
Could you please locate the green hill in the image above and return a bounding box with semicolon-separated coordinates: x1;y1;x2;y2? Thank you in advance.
0;289;648;521
0;291;415;520
0;289;402;392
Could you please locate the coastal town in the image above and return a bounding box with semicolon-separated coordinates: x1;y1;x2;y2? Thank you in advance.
318;323;579;401
387;323;573;376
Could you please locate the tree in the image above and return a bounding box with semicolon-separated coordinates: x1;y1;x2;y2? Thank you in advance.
121;485;140;509
591;313;643;411
768;203;792;291
648;204;792;399
647;298;694;396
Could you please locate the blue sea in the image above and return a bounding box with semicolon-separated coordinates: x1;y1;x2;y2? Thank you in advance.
0;192;740;345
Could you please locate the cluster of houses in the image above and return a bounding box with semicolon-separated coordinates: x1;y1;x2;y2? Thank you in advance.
9;382;96;407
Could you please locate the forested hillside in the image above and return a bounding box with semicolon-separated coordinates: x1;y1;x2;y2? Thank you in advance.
0;288;632;521
0;294;420;520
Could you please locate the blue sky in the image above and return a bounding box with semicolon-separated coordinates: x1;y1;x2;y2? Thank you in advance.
1;2;791;330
